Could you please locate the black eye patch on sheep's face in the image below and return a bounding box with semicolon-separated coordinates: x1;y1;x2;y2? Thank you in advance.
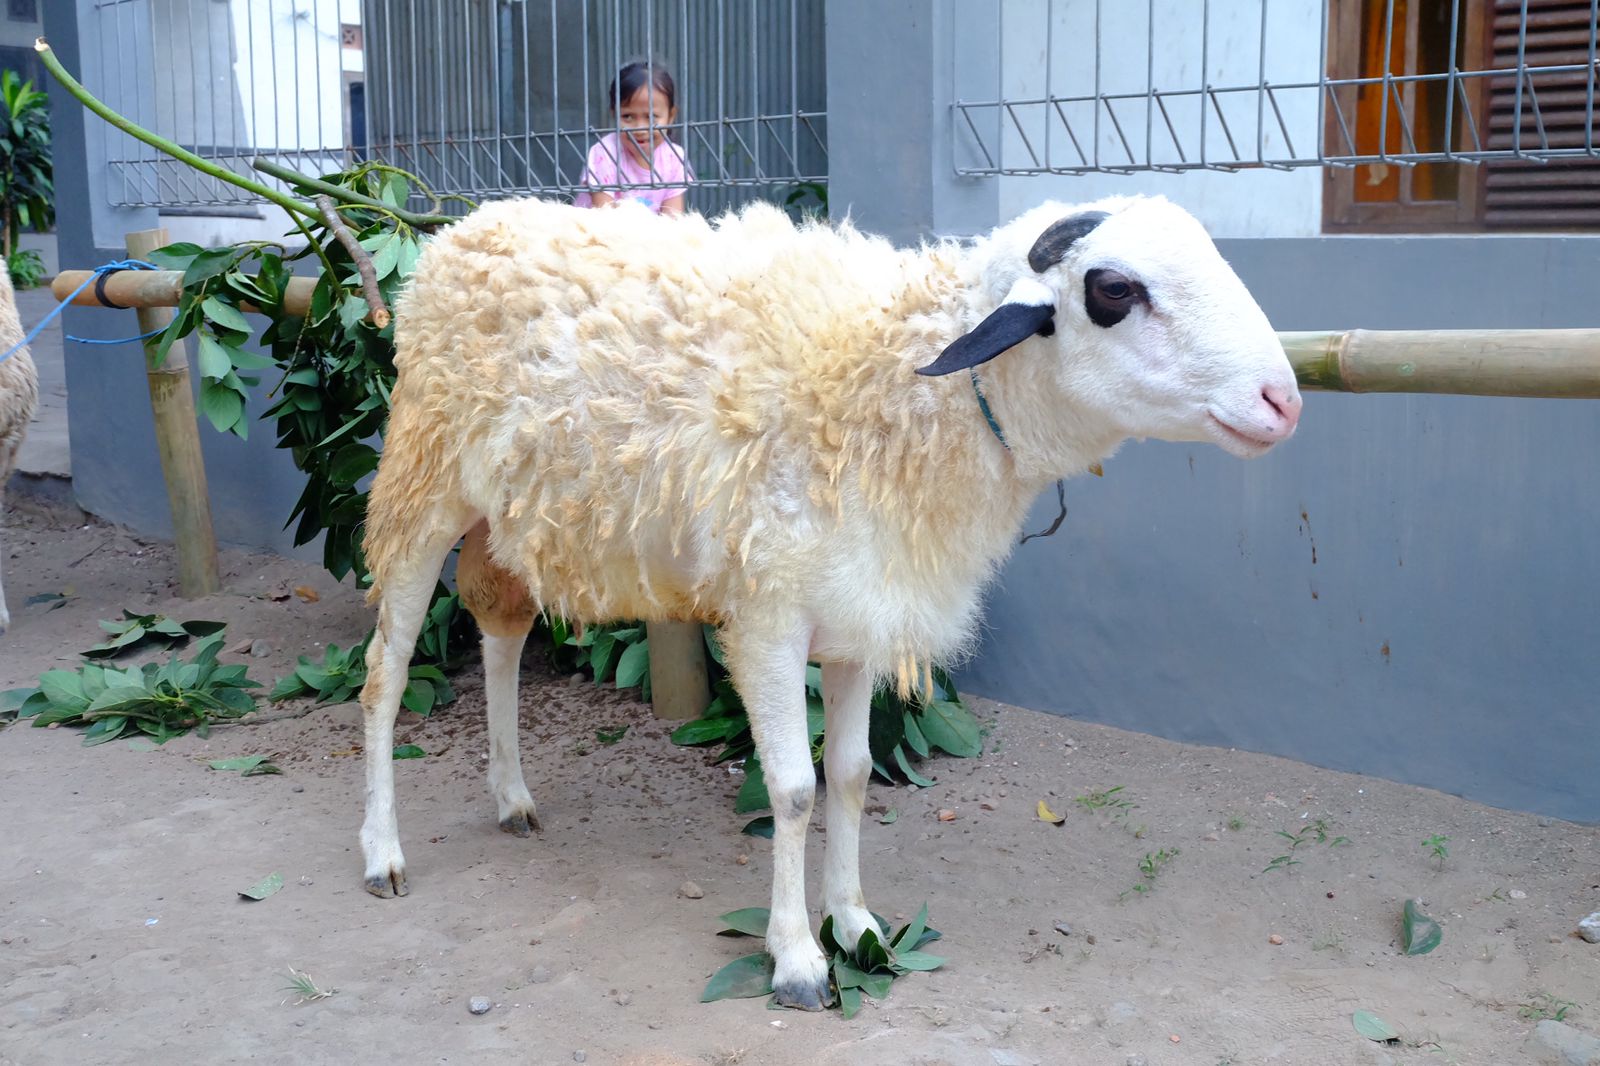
1083;268;1148;328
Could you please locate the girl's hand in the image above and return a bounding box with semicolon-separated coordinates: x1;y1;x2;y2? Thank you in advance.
589;191;616;209
659;193;687;217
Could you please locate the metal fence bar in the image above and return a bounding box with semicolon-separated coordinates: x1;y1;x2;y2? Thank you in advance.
953;0;1600;177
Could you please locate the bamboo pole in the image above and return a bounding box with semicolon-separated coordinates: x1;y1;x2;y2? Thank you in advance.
49;275;1600;400
1283;329;1600;398
645;621;712;721
125;229;220;597
52;270;319;318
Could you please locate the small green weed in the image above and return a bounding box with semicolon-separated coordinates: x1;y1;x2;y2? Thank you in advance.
282;966;336;1005
1120;848;1180;900
1518;993;1578;1023
1422;834;1450;869
1264;818;1349;873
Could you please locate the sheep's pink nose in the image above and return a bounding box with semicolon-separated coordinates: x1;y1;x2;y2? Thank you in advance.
1260;383;1302;437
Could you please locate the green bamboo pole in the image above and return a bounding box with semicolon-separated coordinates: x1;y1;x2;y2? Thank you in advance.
1285;329;1600;398
35;38;319;221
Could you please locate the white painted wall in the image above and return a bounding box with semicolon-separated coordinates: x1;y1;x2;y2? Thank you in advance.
990;0;1325;236
228;0;346;154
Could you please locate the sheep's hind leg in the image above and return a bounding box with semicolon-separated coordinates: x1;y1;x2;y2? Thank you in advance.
820;660;879;951
725;621;831;1011
458;520;540;836
360;517;470;898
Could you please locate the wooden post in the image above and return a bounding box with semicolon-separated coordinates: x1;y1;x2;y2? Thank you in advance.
125;228;220;597
646;620;711;721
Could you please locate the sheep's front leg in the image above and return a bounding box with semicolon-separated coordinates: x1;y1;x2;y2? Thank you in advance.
820;660;878;950
724;622;830;1010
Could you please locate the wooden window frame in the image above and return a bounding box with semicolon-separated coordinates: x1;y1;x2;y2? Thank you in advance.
1324;0;1492;233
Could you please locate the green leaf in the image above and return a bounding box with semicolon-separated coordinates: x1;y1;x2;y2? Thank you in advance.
833;958;872;989
182;247;240;287
1401;898;1442;956
145;242;204;272
717;908;770;938
239;871;284;901
196;333;236;380
85;685;159;713
889;949;945;972
199;381;245;434
837;984;862;1018
336;293;368;332
892;745;935;787
891;903;930;952
400;680;436;715
858;971;894;999
670;716;740;746
740;816;774;838
328;443;379;487
0;687;32;714
700;953;774;1002
392;744;427;760
901;710;930;757
369;234;401;279
595;726;628;746
916;699;982;757
613;639;650;690
38;670;89;710
201;296;252;335
209;755;271;774
1352;1010;1400;1043
854;927;891;971
82;716;128;746
270;675;311;701
879;807;899;825
181;620;228;638
734;755;770;814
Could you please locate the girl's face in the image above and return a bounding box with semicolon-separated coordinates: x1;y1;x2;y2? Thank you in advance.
616;84;675;159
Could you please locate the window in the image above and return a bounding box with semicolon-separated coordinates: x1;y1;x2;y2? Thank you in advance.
7;0;37;24
1325;0;1600;232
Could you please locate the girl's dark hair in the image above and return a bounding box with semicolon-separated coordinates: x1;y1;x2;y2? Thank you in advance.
609;60;677;112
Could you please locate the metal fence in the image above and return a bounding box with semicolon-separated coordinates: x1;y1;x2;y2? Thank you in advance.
91;0;827;218
953;0;1600;176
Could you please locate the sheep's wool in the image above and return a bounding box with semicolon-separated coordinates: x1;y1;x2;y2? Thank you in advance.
363;200;1040;684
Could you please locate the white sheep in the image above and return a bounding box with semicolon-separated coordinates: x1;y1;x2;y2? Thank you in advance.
0;263;39;634
358;194;1301;1009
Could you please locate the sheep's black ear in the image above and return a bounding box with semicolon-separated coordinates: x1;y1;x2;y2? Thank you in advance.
1027;210;1110;274
917;278;1056;377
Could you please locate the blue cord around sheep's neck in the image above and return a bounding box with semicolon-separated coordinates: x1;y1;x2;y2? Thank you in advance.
968;367;1073;544
970;368;1010;451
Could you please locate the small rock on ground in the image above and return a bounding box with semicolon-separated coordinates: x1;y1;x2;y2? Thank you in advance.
678;880;704;899
468;996;491;1015
1577;912;1600;944
1523;1019;1600;1065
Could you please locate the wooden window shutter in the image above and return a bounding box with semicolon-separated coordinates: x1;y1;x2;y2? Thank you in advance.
1482;0;1600;229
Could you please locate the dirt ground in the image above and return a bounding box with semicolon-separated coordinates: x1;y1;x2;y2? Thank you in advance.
2;495;1597;1066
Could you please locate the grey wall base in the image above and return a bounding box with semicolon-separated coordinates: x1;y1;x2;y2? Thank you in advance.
957;236;1600;825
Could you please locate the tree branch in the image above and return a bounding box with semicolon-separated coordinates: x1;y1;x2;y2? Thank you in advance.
253;158;457;230
314;195;391;330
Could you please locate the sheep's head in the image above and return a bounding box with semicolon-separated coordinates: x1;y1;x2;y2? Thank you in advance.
920;196;1301;461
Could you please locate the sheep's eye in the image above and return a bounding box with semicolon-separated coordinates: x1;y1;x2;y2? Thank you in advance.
1098;280;1133;301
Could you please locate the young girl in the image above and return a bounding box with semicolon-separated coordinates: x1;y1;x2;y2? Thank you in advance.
575;61;691;216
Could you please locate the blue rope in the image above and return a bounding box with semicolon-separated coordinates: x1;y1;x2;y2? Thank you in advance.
0;258;164;365
970;368;1009;451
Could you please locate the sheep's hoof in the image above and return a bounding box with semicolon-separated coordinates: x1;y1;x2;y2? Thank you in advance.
364;867;408;898
771;974;833;1012
498;808;542;837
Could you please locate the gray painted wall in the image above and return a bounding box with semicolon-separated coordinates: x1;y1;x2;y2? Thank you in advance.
956;236;1600;823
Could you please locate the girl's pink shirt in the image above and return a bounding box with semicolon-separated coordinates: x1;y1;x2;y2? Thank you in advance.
575;132;692;213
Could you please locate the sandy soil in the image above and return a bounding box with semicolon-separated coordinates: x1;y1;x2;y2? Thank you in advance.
2;495;1597;1066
